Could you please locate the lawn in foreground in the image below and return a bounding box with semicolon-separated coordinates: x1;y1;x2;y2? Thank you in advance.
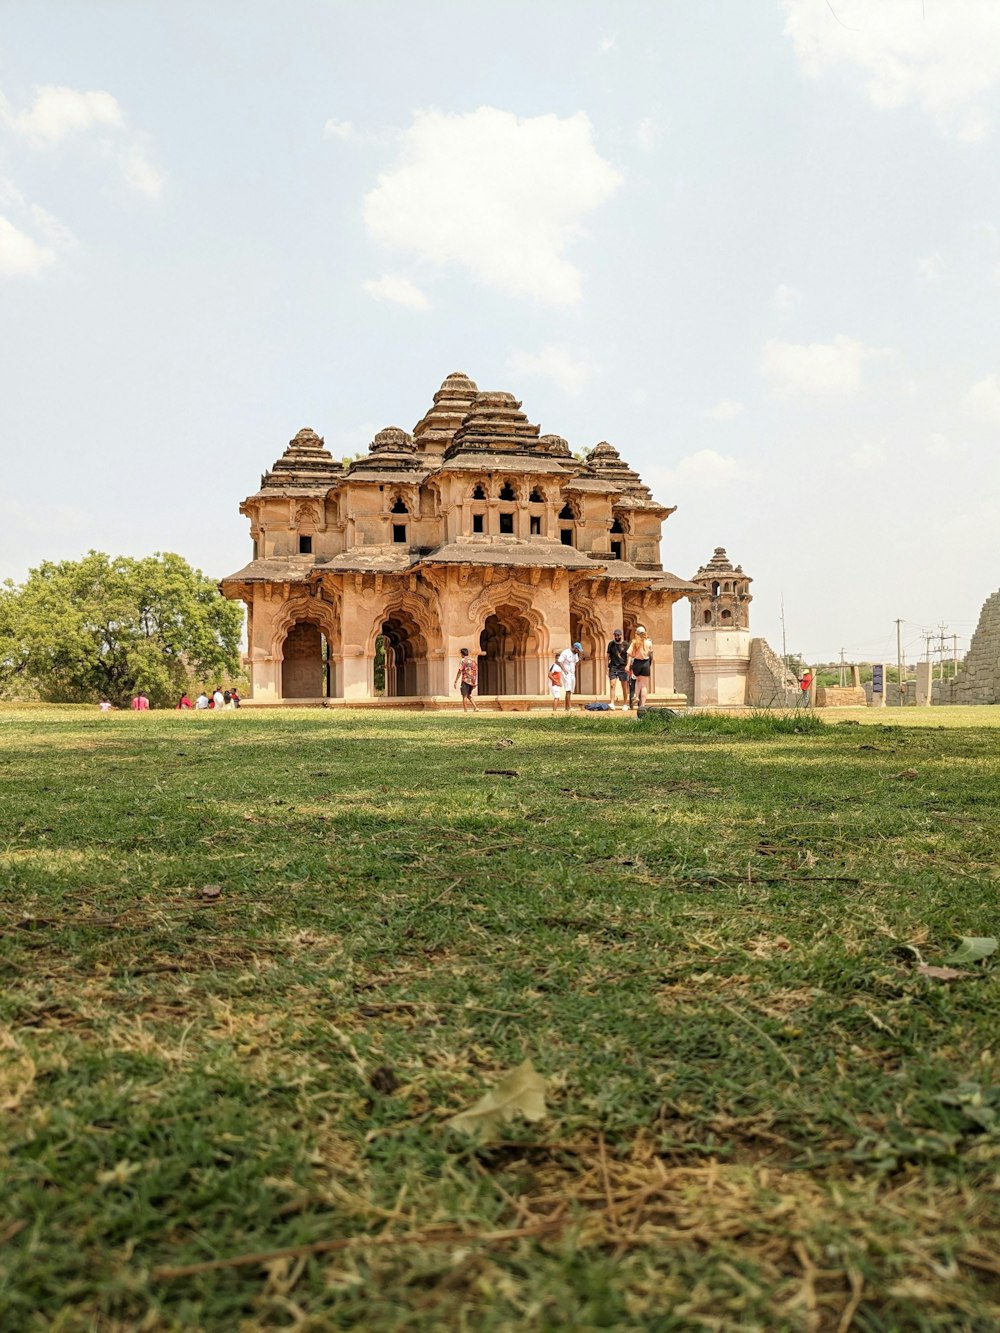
1;705;998;1331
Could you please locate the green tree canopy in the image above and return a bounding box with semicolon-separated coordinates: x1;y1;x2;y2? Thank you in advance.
0;551;243;707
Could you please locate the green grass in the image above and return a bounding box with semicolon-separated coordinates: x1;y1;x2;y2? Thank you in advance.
1;704;998;1331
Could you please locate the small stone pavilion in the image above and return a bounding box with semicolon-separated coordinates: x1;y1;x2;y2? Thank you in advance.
221;372;700;706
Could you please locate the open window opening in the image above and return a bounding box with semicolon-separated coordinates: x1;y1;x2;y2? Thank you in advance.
472;513;485;534
298;535;313;555
392;524;407;544
560;529;574;546
559;502;575;520
610;540;622;560
529;515;541;535
472;483;486;500
391;496;409;514
528;488;543;503
498;481;516;500
499;512;514;534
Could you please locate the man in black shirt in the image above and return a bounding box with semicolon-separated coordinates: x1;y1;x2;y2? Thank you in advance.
606;629;628;709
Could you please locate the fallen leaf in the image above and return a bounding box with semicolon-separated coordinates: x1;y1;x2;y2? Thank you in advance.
944;936;997;966
200;884;222;901
447;1059;548;1142
917;965;970;981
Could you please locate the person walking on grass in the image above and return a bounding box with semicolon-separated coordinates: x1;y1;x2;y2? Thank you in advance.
454;647;479;713
548;650;564;714
607;628;628;709
627;625;653;710
557;642;583;712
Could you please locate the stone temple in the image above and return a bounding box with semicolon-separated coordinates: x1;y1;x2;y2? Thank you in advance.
221;372;705;706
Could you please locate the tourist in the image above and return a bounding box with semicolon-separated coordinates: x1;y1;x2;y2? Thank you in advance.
453;648;479;713
799;669;812;708
212;686;225;710
627;626;653;710
230;687;241;708
130;691;150;711
195;692;210;710
606;629;628;709
99;698;113;713
176;693;193;709
547;650;563;714
557;642;583;712
223;690;232;708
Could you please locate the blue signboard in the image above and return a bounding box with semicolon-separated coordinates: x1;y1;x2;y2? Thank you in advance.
872;665;884;694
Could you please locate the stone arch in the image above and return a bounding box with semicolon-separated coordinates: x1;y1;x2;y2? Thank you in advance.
273;594;341;700
498;478;518;501
569;599;606;696
366;589;442;697
470;481;487;500
468;580;549;696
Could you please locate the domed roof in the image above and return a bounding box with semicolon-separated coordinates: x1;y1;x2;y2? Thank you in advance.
257;426;343;491
412;372;480;456
369;426;415;454
447;391;541;455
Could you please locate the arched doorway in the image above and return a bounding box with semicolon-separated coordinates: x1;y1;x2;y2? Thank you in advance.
281;620;334;699
569;605;605;697
379;611;429;697
479;604;541;695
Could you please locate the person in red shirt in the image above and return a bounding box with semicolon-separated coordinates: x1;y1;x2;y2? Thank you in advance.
799;670;812;708
130;692;150;711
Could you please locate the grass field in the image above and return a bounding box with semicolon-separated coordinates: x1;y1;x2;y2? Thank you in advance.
1;704;998;1331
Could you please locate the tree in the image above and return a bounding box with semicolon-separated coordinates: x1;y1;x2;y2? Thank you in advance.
0;551;243;707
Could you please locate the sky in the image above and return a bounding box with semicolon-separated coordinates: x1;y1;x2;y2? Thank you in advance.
1;0;999;667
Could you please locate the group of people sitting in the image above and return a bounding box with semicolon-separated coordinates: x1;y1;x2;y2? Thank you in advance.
452;625;654;714
180;688;241;710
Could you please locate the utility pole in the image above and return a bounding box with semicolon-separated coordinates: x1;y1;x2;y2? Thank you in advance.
780;594;788;673
937;624;948;682
839;648;846;687
895;618;904;706
952;633;959;678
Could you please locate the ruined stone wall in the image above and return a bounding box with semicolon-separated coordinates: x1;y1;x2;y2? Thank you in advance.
933;589;1000;705
673;636;797;707
747;637;799;707
673;640;694;703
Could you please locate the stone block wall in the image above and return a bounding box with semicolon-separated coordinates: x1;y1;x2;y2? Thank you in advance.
816;686;867;707
747;637;800;707
934;589;1000;705
672;640;694;703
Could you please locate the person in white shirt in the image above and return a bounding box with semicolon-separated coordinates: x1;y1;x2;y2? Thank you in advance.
557;642;583;712
195;693;210;710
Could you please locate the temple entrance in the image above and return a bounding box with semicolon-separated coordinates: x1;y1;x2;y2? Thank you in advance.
282;620;334;698
479;605;540;695
379;612;429;696
570;607;603;697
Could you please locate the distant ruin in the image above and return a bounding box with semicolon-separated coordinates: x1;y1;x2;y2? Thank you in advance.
933;588;1000;705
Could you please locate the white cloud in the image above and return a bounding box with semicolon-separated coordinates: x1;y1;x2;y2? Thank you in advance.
761;334;891;396
363;107;623;305
0;215;55;277
506;344;592;394
323;118;354;141
702;399;745;422
916;253;943;286
4;84;162;197
925;432;961;458
651;451;752;494
362;273;428;309
635;118;657;151
120;142;164;199
781;0;1000;140
848;441;886;471
962;372;1000;425
599;36;617;54
773;283;801;312
9;85;124;146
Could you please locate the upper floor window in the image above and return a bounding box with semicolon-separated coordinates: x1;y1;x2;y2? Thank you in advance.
610;516;624;534
528;488;544;503
299;535;313;555
472;483;486;500
391;496;409;514
559;502;575;520
498;481;516;500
